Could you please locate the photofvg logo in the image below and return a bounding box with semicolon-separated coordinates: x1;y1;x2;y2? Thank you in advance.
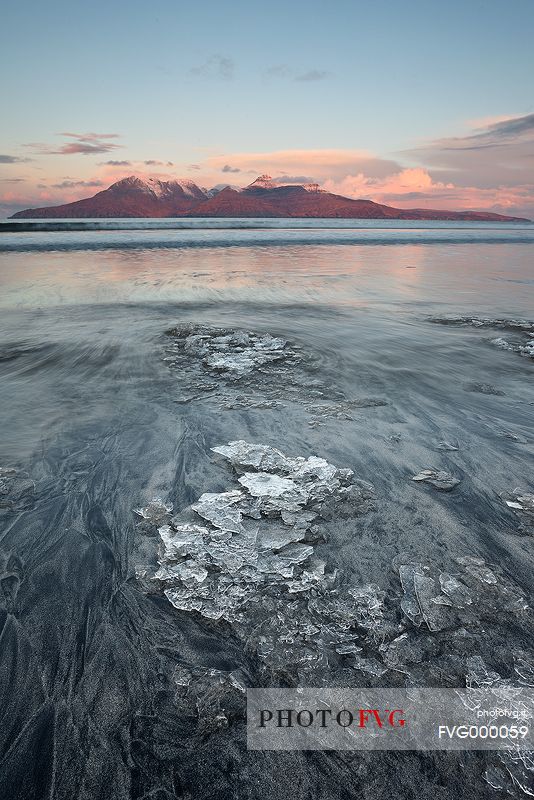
247;689;534;751
258;707;406;730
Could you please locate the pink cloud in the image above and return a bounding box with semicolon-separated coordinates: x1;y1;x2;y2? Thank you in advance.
3;130;534;218
202;147;533;216
324;168;534;216
323;168;454;199
205;149;401;181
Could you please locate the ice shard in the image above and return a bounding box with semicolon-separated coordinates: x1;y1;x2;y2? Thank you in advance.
411;469;461;491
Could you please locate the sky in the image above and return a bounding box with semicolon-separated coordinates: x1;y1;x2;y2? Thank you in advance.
1;0;534;218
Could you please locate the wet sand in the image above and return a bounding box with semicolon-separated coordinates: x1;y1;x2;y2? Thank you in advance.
0;236;533;798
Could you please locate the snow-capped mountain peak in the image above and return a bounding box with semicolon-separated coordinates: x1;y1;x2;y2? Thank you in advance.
161;178;207;199
12;174;528;222
246;174;276;190
108;175;206;200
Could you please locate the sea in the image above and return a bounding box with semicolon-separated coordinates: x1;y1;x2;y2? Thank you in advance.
0;218;533;800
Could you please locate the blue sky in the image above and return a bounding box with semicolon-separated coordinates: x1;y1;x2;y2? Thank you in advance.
1;0;533;216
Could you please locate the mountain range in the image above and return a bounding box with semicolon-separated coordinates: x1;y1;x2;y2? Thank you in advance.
10;174;528;221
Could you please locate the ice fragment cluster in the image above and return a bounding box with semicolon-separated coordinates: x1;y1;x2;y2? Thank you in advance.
162;324;389;421
153;442;374;627
134;497;173;523
471;656;534;797
135;441;388;676
165;324;294;379
412;469;461;491
428;315;534;361
135;447;533;696
396;555;528;636
134;444;532;689
502;489;534;536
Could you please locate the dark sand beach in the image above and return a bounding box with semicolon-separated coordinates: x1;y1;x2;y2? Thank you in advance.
0;222;533;798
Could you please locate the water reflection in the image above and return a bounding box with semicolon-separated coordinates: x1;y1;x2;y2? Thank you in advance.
0;242;533;315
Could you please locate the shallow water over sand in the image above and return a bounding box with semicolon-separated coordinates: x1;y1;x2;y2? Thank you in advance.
1;237;534;313
0;229;533;799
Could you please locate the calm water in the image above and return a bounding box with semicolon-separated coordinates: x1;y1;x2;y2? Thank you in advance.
0;220;533;799
0;219;533;313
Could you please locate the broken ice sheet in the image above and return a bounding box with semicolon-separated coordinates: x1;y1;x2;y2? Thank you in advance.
133;497;173;522
411;469;460;491
136;432;534;691
158;523;209;561
157;559;208;587
137;440;382;677
257;524;307;551
347;584;386;636
192;490;245;533
170;323;386;437
503;490;534;513
484;765;508;791
292;456;342;485
413;573;453;632
173;665;193;689
381;632;432;669
286;557;326;593
350;654;388;677
281;509;316;530
494;336;534;362
456;555;498;585
335;641;362;655
164;324;362;424
428;315;534;333
463;382;505;396
462;657;524;714
399;563;424;626
438;573;472;608
238;472;304;499
435;440;459;451
466;656;504;690
258;543;315;577
166;325;291;379
501;489;534;536
429;317;534;368
204;352;258;377
212;441;297;473
499;750;534;798
398;565;455;631
252;334;286;351
514;653;534;688
213;442;356;511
